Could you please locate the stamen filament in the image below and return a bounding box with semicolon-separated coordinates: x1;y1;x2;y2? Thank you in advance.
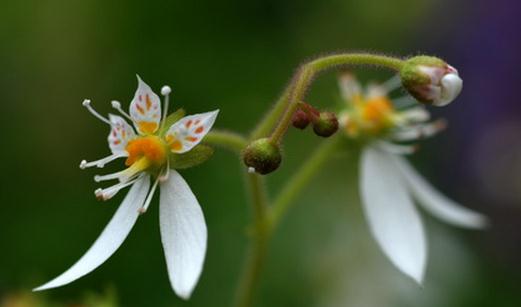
94;170;125;182
138;175;160;214
158;161;170;183
111;100;135;123
376;141;418;155
392;95;418;109
159;85;172;131
82;99;111;125
80;153;127;169
381;74;402;93
392;119;447;141
95;175;143;201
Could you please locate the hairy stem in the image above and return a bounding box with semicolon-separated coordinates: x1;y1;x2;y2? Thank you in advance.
204;130;248;153
234;173;270;307
270;53;404;144
250;87;291;140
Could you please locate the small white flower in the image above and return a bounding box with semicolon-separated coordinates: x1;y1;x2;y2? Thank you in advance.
338;74;487;284
34;76;219;299
417;65;463;106
400;56;463;106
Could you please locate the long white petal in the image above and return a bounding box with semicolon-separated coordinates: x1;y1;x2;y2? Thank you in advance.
34;176;151;291
393;155;488;229
360;146;427;284
159;170;207;299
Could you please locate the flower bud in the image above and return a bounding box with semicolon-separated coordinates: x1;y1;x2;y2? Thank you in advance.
242;138;282;175
292;109;310;129
312;111;339;137
400;56;462;106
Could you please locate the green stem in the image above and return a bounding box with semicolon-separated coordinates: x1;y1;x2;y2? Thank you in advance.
204;130;248;153
249;87;291;140
269;136;342;230
234;173;270;307
270;53;404;144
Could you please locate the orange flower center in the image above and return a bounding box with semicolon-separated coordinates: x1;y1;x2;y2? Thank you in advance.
125;135;167;166
360;97;394;132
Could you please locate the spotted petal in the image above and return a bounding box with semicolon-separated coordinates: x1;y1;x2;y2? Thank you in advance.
108;114;136;154
165;110;219;154
393;155;488;229
159;170;207;299
33;176;150;291
360;146;427;284
130;76;162;135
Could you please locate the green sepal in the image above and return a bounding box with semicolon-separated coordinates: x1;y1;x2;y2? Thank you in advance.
169;144;214;169
159;108;186;137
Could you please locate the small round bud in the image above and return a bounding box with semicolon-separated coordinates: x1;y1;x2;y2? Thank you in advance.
400;56;462;106
161;85;172;95
242;138;282;175
82;99;91;106
312;112;339;137
292;109;310;129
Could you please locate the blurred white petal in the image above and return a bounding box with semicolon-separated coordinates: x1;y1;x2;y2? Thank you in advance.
393;156;488;229
159;170;207;299
34;176;151;291
360;146;426;284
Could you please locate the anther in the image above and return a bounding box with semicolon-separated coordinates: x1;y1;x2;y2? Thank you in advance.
82;99;111;125
161;85;172;96
111;100;134;122
159;85;171;131
80;160;88;169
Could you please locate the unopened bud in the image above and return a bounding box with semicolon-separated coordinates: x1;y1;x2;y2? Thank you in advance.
312;112;339;137
292;109;310;129
242;138;282;175
400;56;462;106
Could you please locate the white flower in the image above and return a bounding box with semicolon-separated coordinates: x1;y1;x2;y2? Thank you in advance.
400;56;463;106
338;73;487;284
417;65;462;106
34;76;219;299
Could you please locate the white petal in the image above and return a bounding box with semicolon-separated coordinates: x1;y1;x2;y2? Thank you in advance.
130;75;162;134
435;73;463;106
159;170;207;299
393;155;488;229
360;146;427;284
165;110;219;154
33;176;151;291
108;114;136;154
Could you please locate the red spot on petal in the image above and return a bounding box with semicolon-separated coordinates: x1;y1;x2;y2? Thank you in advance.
146;94;152;110
185;120;193;128
136;104;145;115
185;136;198;142
195;126;204;134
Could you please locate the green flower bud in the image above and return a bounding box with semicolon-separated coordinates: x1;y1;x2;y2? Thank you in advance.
400;56;462;106
312;111;339;137
242;138;282;175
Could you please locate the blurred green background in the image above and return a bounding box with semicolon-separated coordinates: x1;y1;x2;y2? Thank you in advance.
1;0;520;306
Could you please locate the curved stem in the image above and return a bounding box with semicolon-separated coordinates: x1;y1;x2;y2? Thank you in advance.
204;130;248;153
270;53;404;144
269;136;343;230
250;87;291;140
234;173;270;307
